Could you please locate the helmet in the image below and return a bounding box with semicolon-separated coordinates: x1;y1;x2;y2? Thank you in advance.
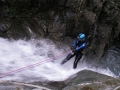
77;33;85;40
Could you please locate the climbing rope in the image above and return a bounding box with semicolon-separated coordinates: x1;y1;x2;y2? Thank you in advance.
0;51;70;78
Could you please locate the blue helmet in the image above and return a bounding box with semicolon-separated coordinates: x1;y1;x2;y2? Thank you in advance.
77;33;85;40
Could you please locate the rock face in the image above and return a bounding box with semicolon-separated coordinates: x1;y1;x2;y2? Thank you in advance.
63;70;120;90
0;0;120;62
1;70;120;90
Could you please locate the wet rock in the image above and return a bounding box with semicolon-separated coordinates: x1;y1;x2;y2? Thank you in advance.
84;23;112;62
80;86;94;90
0;70;120;90
0;81;51;90
62;70;120;90
0;22;9;38
99;1;119;23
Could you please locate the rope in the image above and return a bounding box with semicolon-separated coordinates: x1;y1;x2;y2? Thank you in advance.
0;51;70;78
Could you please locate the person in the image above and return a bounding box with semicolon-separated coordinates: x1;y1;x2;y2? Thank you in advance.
61;33;86;69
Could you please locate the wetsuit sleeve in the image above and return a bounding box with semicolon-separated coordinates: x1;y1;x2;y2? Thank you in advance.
75;42;86;51
72;40;77;47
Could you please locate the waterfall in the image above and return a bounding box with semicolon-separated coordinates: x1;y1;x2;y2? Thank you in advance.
0;38;116;82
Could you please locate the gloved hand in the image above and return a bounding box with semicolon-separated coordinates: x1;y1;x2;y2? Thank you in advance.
71;46;76;53
72;48;76;53
71;46;76;50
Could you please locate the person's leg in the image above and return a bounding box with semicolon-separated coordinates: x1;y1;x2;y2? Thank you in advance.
61;53;75;65
73;53;83;69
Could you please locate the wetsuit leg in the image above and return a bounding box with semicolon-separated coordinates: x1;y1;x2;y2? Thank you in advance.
61;53;75;65
73;53;83;69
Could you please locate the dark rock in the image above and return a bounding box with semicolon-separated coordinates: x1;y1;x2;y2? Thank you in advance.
0;22;9;38
62;70;120;90
98;0;119;23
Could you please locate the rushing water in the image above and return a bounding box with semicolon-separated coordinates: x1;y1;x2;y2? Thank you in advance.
0;38;118;82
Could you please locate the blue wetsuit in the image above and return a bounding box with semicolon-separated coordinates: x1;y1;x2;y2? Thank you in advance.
61;39;86;69
72;40;86;52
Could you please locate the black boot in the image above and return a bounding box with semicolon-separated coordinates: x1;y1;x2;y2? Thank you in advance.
73;65;77;69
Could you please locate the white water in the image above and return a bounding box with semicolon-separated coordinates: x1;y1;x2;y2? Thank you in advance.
0;38;115;82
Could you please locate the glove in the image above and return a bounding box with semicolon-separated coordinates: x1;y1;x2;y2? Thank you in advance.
71;46;75;50
72;48;76;53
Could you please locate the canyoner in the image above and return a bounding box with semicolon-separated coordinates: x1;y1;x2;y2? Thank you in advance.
61;33;87;69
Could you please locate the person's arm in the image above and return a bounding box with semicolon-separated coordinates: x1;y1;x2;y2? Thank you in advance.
71;40;78;53
75;42;86;51
72;40;77;47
